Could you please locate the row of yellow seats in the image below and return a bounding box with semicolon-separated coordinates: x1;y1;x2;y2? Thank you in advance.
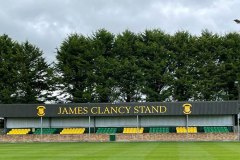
176;127;197;133
60;128;85;134
123;128;144;133
7;129;31;135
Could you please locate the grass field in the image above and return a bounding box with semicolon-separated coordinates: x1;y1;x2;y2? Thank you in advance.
0;142;239;160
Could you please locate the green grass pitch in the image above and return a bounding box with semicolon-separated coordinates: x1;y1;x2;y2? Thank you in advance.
0;142;239;160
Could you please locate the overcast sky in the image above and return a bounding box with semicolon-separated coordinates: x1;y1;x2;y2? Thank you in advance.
0;0;239;63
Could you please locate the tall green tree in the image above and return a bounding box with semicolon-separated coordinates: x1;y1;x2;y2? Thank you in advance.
13;42;53;103
138;30;174;101
0;35;19;103
55;29;240;103
56;34;94;103
193;31;223;100
113;30;144;102
91;29;116;102
170;31;197;101
218;32;240;100
0;35;53;103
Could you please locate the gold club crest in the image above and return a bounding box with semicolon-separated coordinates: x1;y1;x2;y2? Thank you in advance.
37;106;46;117
183;103;192;114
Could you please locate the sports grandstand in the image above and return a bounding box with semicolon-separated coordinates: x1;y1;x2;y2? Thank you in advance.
0;101;239;142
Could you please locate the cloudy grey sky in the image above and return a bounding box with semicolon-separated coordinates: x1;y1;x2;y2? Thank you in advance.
0;0;239;63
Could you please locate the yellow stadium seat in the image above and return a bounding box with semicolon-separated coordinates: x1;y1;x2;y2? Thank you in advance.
60;128;85;134
123;128;144;134
176;126;197;133
7;128;30;135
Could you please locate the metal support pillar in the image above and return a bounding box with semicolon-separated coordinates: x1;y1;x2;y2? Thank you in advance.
40;117;43;141
137;115;139;133
88;116;91;136
186;115;189;140
238;114;239;141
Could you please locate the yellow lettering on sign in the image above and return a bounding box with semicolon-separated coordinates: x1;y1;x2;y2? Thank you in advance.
57;107;62;114
144;106;151;113
160;106;167;113
57;105;167;115
104;107;110;114
125;106;131;113
83;107;88;114
140;106;145;113
62;107;69;114
91;107;98;114
117;106;124;114
110;107;118;114
134;106;139;113
58;107;89;115
69;107;77;114
152;106;159;113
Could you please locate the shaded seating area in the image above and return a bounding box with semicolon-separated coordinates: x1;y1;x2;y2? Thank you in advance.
4;126;233;135
203;127;229;133
60;128;85;134
96;128;117;134
33;128;58;134
176;127;197;133
123;128;144;133
7;129;30;135
149;127;170;133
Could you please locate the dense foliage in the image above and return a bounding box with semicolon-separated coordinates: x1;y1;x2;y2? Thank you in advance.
1;29;240;103
56;29;240;102
0;35;53;103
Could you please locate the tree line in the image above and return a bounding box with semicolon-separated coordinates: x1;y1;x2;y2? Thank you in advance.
0;29;240;104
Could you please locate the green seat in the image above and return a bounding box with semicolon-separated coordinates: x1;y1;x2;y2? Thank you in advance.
33;128;57;134
204;127;229;133
96;128;117;134
149;127;170;133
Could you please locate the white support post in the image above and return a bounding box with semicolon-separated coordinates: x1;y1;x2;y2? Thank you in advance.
238;114;239;141
89;116;91;136
40;117;43;141
186;115;188;140
137;115;139;133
